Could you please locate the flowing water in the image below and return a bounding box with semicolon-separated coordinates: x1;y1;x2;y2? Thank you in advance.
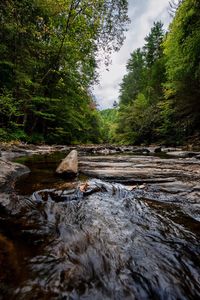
0;152;200;300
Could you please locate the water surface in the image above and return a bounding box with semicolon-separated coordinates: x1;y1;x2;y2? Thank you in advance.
0;152;199;300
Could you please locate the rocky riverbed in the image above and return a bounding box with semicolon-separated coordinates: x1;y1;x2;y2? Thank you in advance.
0;145;200;300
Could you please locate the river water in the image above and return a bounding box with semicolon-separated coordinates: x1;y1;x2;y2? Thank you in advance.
0;152;200;300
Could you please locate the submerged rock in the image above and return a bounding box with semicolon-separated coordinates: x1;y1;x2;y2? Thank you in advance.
56;150;78;177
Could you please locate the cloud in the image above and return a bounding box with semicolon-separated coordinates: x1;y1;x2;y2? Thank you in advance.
93;0;171;110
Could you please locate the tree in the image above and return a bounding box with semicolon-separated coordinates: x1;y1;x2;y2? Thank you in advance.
116;22;166;144
119;48;145;106
116;93;160;144
144;21;164;68
164;0;200;136
100;108;118;143
143;21;165;103
0;0;129;143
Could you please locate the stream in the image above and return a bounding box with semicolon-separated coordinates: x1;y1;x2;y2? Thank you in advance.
0;151;200;300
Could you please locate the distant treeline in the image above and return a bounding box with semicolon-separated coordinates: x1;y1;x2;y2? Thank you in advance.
101;0;200;145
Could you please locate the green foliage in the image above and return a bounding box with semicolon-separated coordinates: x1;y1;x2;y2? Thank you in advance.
116;22;166;145
116;94;160;144
100;108;118;143
164;0;200;132
119;49;145;106
0;0;128;144
10;130;29;142
115;1;200;146
0;128;9;142
156;100;183;145
144;21;164;67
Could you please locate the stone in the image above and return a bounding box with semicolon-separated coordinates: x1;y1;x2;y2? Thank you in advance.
139;184;146;189
166;151;200;158
99;148;110;155
154;147;162;153
56;150;78;177
79;154;200;185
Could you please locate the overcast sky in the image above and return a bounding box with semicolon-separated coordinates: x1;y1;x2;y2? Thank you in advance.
93;0;172;109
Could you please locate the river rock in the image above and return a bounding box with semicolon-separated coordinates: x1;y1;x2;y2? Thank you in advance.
0;158;30;189
154;147;162;153
78;154;200;185
166;151;200;158
56;150;78;177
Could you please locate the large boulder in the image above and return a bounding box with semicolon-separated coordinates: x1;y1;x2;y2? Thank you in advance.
56;150;78;178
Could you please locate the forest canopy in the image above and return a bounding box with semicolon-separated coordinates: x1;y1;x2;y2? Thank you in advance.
106;0;200;146
0;0;129;144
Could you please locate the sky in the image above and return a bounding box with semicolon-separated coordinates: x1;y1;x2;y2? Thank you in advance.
93;0;172;110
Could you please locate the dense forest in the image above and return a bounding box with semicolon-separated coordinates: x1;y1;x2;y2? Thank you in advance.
102;0;200;145
0;0;129;144
0;0;200;145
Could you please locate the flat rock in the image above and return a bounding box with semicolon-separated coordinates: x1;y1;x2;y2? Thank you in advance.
166;151;200;158
79;155;200;184
155;181;194;194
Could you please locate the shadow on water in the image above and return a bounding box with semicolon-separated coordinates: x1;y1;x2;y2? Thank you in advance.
0;152;199;300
